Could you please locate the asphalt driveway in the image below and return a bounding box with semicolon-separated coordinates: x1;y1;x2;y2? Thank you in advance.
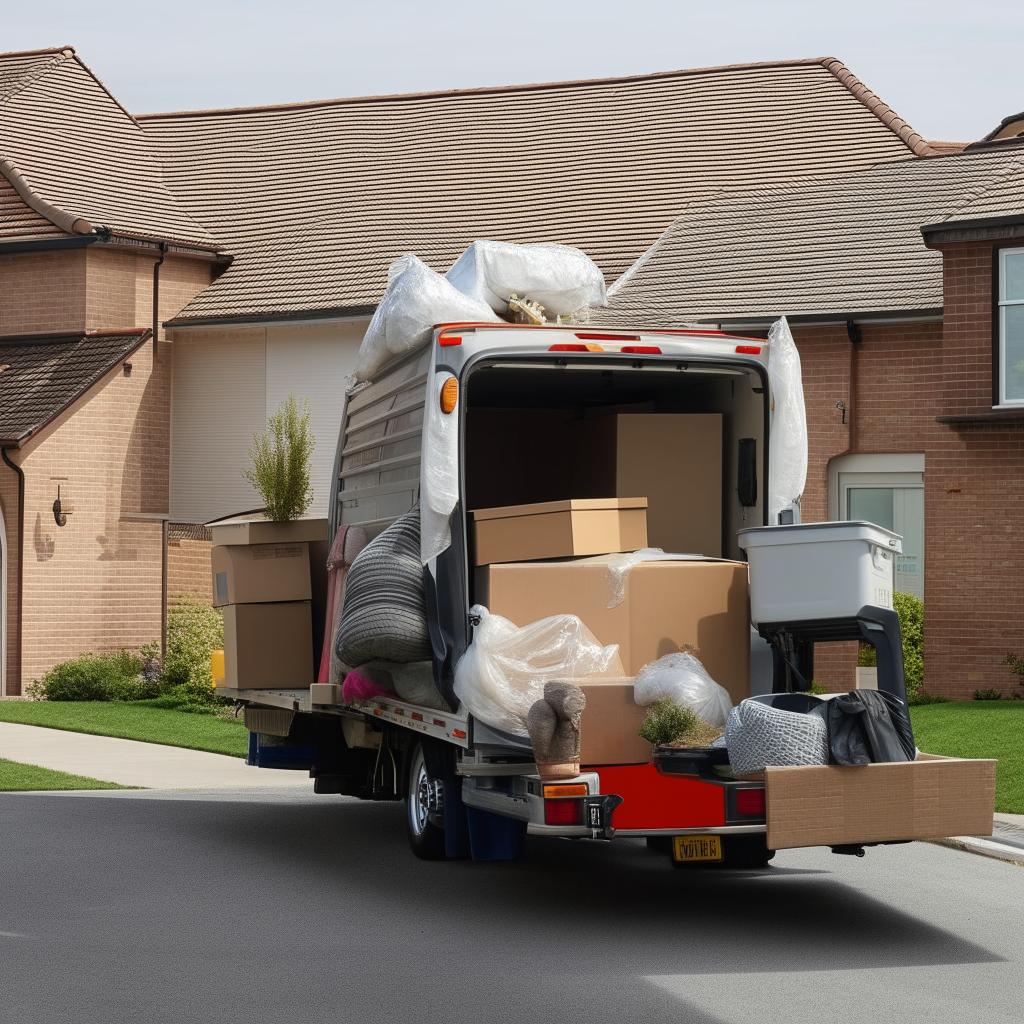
0;789;1019;1024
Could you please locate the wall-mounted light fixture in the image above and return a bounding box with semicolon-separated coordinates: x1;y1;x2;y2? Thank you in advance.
53;484;72;527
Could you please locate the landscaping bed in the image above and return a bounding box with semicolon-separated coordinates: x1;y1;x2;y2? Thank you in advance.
911;701;1024;814
0;757;127;792
0;701;248;758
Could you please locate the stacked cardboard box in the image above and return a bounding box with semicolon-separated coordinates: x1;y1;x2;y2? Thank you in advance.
210;516;328;689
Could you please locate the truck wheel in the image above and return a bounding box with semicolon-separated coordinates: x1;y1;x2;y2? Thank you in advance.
671;835;776;870
406;742;447;860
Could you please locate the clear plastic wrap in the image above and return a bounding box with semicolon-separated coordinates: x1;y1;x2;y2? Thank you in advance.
766;316;808;523
445;241;607;316
632;651;734;728
420;367;460;564
599;548;707;608
355;254;499;381
453;605;620;736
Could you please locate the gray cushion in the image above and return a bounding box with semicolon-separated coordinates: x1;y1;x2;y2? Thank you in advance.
335;509;432;666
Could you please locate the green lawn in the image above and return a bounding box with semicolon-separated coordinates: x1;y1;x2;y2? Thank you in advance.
0;757;126;792
0;701;248;758
911;701;1024;814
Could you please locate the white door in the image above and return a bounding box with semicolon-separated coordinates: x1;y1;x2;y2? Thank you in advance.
839;472;924;598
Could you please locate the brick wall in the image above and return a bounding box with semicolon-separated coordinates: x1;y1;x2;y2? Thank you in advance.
168;538;213;602
1;245;213;692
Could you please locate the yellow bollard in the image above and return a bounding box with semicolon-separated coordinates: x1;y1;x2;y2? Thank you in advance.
210;648;225;688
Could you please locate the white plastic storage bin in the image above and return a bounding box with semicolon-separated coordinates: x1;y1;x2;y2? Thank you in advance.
737;521;901;626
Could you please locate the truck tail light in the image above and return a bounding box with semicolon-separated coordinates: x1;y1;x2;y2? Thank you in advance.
438;335;462;347
544;798;585;826
621;345;662;354
735;788;766;817
735;345;763;355
549;343;598;352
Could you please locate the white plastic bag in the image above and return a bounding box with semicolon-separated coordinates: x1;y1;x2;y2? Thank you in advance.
420;367;460;564
355;255;499;381
599;548;708;608
454;605;619;735
633;651;733;728
766;317;808;523
445;241;607;316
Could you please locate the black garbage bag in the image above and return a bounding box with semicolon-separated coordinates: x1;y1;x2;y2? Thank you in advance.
826;690;916;765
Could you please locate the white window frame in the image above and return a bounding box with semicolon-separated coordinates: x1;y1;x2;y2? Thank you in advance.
997;246;1024;408
828;453;924;521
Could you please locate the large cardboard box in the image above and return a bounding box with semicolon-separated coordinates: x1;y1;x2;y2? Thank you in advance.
209;515;328;546
471;498;648;566
611;414;722;557
575;678;652;766
765;755;996;850
211;543;311;607
477;558;750;704
221;601;314;689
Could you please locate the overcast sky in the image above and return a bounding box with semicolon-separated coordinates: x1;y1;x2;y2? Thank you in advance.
6;0;1021;142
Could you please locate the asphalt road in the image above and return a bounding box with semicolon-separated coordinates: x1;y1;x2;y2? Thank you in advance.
1;788;1020;1024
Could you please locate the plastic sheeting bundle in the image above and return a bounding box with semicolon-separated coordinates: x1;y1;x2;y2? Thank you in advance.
632;651;734;728
454;605;619;736
724;698;829;775
355;255;499;381
766;316;808;523
445;241;607;316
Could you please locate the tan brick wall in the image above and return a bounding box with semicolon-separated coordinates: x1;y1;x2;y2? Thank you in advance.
0;250;87;334
168;538;213;603
0;468;21;694
1;244;213;692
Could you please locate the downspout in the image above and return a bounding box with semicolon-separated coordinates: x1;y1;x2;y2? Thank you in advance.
153;242;167;358
1;447;25;696
845;320;862;451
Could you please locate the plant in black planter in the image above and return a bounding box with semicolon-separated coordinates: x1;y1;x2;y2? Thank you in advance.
244;395;315;521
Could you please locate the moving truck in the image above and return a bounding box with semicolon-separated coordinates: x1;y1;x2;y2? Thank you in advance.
218;323;995;867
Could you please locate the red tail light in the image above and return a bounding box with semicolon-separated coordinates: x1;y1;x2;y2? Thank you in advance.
735;788;766;817
438;335;462;347
549;343;591;352
621;345;662;354
544;798;585;826
735;345;763;355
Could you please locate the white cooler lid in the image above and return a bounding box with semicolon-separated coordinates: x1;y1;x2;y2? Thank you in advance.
737;520;902;554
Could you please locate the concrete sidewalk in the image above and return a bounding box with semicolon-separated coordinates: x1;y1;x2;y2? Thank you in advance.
0;722;311;790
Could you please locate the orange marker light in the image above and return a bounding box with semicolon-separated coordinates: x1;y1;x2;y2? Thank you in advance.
543;783;589;798
440;376;459;414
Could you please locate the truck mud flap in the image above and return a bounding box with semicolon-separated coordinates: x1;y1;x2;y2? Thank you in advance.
765;755;996;850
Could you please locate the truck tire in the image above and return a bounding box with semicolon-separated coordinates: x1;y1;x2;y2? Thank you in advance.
406;741;447;860
671;834;775;870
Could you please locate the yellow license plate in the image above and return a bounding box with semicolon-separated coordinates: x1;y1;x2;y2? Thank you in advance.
672;835;723;863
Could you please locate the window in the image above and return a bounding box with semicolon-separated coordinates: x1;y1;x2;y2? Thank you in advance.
829;454;924;598
998;247;1024;406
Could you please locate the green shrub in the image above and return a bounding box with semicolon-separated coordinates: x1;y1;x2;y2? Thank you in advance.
244;395;315;521
30;650;152;702
639;700;720;747
145;682;224;715
908;690;947;706
974;688;1003;701
1004;653;1024;692
162;598;224;690
857;592;924;699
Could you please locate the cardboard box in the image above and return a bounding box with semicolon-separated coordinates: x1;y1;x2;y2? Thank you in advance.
209;515;328;546
612;414;722;557
471;498;648;566
211;543;311;606
765;755;996;850
477;558;750;704
222;601;314;689
575;677;652;766
310;683;343;705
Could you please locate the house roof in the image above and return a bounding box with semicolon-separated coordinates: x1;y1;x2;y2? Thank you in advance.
0;46;218;248
134;56;930;325
599;149;1024;326
0;328;151;447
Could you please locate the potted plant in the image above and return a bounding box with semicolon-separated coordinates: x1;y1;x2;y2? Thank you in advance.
245;395;315;523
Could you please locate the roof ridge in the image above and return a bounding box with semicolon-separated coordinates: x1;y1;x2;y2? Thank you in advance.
136;56;831;120
0;44;73;59
0;46;73;105
819;58;934;158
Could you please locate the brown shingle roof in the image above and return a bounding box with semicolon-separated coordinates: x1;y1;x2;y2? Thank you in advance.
137;57;929;324
600;149;1024;325
0;46;218;248
0;329;150;446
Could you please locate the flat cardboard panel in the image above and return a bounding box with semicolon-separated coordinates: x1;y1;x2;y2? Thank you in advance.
574;677;652;766
471;500;648;566
222;601;314;689
209;516;328;546
614;414;723;557
243;707;295;736
477;559;750;704
211;543;311;606
765;756;996;850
